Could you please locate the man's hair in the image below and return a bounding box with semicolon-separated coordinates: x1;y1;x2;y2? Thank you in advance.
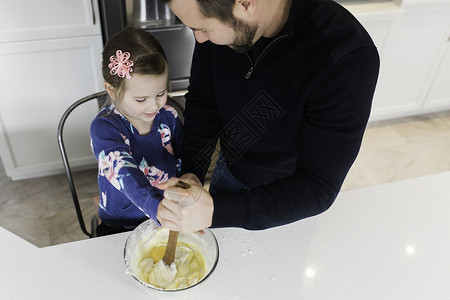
160;0;236;23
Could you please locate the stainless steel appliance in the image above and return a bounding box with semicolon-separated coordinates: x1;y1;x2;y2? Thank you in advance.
98;0;195;92
130;0;175;27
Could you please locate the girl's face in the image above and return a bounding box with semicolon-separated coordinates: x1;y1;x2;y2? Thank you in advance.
113;72;168;135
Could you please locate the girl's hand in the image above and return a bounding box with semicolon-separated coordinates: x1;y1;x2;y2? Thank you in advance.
156;177;213;233
156;173;202;191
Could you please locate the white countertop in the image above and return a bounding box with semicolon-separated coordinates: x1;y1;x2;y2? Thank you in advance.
2;172;450;299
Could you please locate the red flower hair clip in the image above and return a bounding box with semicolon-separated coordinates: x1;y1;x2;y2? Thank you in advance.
108;50;134;79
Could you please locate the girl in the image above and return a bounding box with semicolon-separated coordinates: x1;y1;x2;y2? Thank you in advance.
90;27;183;236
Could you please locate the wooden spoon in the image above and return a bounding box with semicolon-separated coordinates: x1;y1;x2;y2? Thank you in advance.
162;180;191;266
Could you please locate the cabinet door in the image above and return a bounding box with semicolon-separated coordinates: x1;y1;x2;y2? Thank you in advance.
357;17;395;121
0;0;101;42
359;19;392;56
0;36;103;179
368;7;450;120
424;37;450;109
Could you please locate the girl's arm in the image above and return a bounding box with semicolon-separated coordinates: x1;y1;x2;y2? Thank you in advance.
90;118;162;223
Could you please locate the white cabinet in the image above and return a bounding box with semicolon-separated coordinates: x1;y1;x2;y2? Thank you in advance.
344;0;450;121
0;0;103;180
0;0;100;42
372;5;450;119
424;34;450;109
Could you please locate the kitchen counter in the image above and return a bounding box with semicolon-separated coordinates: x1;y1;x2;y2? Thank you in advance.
1;171;450;299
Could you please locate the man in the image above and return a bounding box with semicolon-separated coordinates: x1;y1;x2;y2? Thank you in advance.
157;0;379;232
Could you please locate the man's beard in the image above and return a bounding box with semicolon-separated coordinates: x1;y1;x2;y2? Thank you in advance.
229;18;258;53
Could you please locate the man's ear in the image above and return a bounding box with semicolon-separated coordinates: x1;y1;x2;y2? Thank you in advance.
234;0;257;19
104;82;116;100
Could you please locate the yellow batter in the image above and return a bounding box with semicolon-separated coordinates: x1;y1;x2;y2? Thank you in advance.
137;241;207;290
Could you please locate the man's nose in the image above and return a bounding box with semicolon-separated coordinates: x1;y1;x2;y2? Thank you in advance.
194;31;208;43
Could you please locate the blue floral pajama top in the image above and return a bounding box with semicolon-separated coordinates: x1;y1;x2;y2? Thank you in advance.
90;104;183;229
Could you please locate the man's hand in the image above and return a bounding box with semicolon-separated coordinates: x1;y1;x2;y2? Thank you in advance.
179;173;203;188
156;175;213;233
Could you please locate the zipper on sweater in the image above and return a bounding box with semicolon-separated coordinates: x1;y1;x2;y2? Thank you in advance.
244;34;289;79
245;67;254;79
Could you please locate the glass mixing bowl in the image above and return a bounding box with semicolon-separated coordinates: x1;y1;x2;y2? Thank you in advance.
124;219;219;295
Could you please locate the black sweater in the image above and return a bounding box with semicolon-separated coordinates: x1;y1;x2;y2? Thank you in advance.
181;0;380;230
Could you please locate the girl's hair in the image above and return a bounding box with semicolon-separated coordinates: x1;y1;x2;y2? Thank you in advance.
102;27;169;100
160;0;235;24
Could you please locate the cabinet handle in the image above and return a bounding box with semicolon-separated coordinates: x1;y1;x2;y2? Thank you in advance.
90;0;96;25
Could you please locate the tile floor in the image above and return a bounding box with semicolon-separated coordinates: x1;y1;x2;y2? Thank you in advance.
342;109;450;190
1;109;450;247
